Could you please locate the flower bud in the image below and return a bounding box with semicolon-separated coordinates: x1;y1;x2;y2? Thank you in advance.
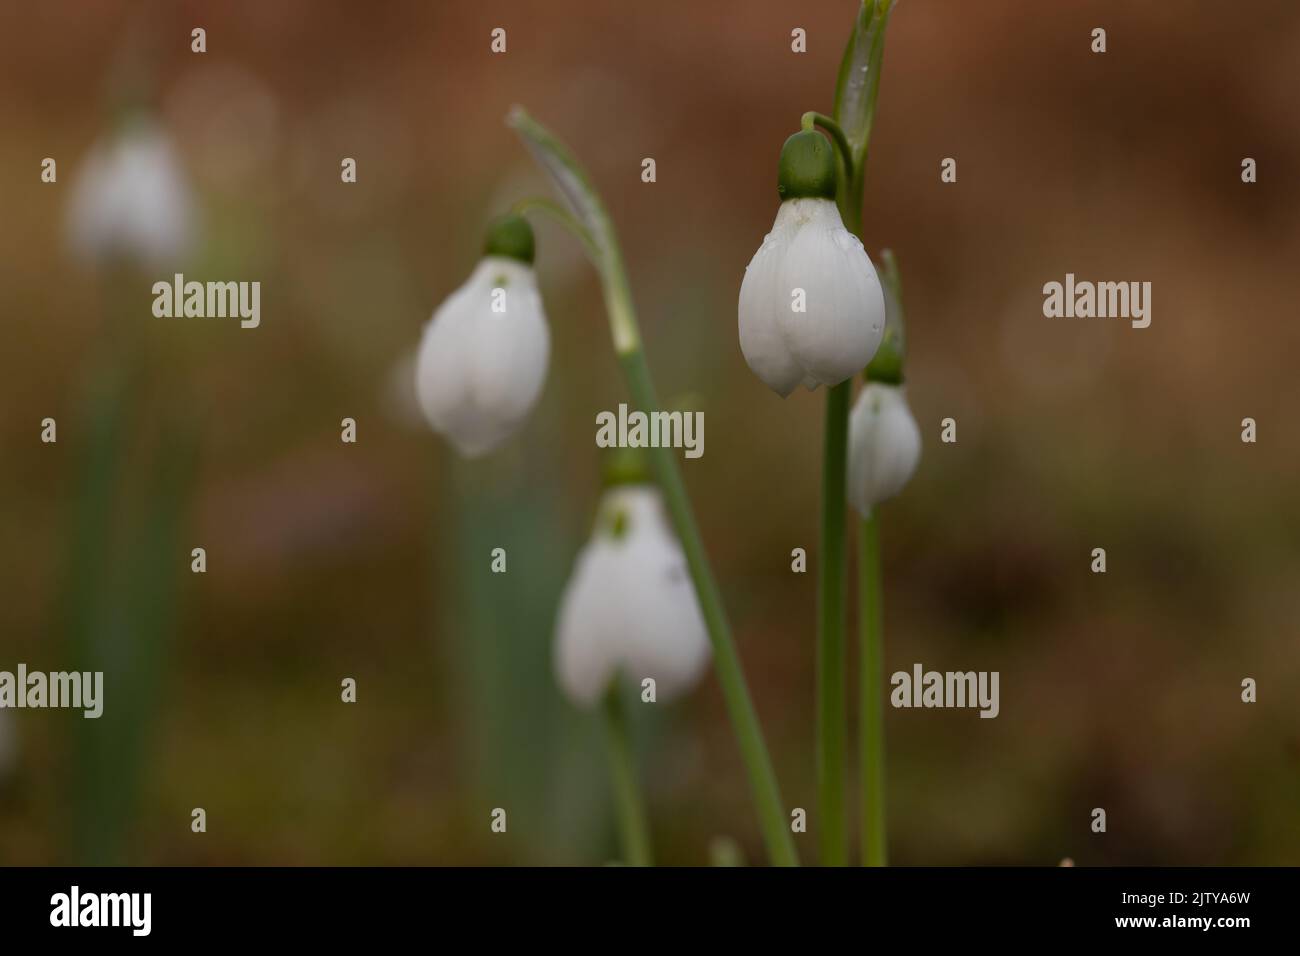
414;215;549;457
847;383;920;516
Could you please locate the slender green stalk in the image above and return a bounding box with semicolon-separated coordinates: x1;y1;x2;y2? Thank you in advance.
801;107;858;868
817;380;851;866
65;364;127;864
510;108;799;866
832;0;896;868
622;350;798;866
67;269;196;864
858;513;886;865
801;111;855;186
600;687;652;866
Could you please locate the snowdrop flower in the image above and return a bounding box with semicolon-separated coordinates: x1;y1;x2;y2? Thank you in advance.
847;382;921;517
738;130;885;396
66;116;196;268
414;214;550;457
554;467;710;708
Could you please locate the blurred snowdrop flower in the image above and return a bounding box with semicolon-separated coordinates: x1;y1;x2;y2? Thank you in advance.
739;130;885;396
554;463;710;708
66;116;197;268
847;382;921;517
414;215;550;458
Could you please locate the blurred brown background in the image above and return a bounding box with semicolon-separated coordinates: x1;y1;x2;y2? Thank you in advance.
1;0;1298;865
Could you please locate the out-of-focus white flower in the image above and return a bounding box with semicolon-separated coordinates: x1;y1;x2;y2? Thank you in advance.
414;216;550;458
738;131;885;396
554;484;710;707
847;383;921;517
66;117;197;268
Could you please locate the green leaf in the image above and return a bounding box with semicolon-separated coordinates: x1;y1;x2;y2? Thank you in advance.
833;0;895;157
507;107;640;354
506;106;615;269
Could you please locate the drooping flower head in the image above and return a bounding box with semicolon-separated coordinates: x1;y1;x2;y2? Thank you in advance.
847;248;919;515
554;451;710;707
415;214;550;457
66;115;197;269
738;130;885;396
847;382;920;517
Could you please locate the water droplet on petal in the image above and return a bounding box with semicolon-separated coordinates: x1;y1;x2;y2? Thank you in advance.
831;230;861;252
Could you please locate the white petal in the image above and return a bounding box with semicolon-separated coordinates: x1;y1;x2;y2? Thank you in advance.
738;211;803;396
847;384;921;516
414;257;550;457
775;199;884;389
466;260;550;426
608;489;710;702
414;274;480;452
554;537;623;707
66;119;196;268
553;486;710;707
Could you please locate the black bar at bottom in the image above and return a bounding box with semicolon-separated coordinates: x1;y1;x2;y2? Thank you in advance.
0;866;1289;942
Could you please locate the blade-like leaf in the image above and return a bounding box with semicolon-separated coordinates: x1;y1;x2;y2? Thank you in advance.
507;106;615;267
833;0;894;157
507;106;640;354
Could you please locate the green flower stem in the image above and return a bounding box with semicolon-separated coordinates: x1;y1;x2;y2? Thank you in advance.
808;90;877;877
817;379;851;866
832;0;895;867
858;512;887;865
803;106;858;868
622;349;798;867
510;108;798;866
601;687;652;867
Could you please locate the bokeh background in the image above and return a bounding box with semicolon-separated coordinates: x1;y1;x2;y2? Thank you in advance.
1;0;1298;865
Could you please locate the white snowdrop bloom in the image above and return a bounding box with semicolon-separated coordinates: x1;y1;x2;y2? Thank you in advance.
554;483;710;708
66;117;196;268
414;215;550;458
847;383;921;517
739;131;885;396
